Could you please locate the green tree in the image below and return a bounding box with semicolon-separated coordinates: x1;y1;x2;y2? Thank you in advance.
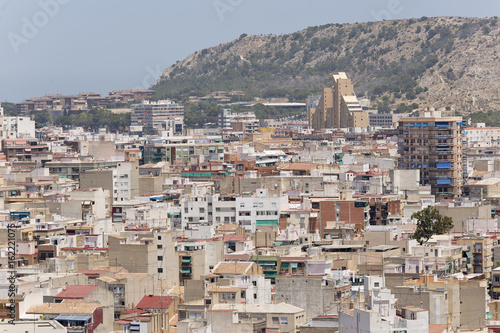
412;207;453;244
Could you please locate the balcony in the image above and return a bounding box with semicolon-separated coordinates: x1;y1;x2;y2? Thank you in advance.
429;149;455;154
428;174;455;179
428;158;454;162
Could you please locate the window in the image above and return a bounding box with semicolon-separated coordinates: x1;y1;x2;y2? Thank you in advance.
280;317;288;325
158;256;163;261
158;268;163;273
157;245;162;249
157;236;162;240
272;317;279;325
374;282;379;287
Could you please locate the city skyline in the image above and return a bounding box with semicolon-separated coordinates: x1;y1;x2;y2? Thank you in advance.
1;0;500;102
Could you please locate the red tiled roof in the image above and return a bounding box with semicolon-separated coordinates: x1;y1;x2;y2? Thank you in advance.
55;285;97;299
75;270;107;277
224;253;252;261
224;234;246;242
136;295;174;310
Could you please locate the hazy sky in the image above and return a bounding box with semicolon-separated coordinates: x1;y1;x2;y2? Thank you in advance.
1;0;499;102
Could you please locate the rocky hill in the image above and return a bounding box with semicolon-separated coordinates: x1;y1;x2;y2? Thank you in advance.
154;16;500;113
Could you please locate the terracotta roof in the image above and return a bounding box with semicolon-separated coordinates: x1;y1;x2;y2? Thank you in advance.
27;299;100;315
429;324;450;333
55;285;96;299
224;234;246;242
136;295;175;310
224;253;252;261
213;262;254;275
75;269;107;277
97;276;117;283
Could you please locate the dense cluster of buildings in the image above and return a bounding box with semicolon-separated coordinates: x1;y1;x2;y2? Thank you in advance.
14;90;155;114
4;74;500;333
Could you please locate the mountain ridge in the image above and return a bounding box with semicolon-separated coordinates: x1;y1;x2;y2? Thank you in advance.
154;16;500;112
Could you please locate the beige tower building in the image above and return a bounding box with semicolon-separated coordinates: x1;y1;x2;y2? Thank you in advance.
310;72;368;130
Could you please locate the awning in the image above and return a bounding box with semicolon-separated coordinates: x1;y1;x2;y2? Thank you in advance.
256;220;278;226
55;314;92;322
181;267;191;273
465;251;472;258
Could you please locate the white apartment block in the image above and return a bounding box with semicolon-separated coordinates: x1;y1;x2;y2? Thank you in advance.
114;162;139;202
235;189;289;233
465;124;500;148
234;274;272;304
181;195;210;229
211;195;237;226
3;116;36;139
131;100;184;131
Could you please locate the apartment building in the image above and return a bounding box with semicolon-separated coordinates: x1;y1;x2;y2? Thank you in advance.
369;112;409;128
46;160;118;181
131;100;184;132
398;111;464;201
79;162;139;203
210;303;306;333
177;238;224;285
3;116;36;139
143;140;225;164
456;235;495;278
235;189;289;233
464;124;500;148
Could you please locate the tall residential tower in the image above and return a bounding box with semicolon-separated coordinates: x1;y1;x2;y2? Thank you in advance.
397;111;465;201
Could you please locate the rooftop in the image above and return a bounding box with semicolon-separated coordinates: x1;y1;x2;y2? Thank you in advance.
55;285;97;299
136;295;175;310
